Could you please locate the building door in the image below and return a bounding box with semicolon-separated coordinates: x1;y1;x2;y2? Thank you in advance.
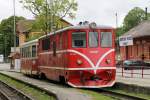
125;46;128;60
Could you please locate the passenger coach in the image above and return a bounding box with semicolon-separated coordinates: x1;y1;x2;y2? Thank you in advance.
38;23;116;88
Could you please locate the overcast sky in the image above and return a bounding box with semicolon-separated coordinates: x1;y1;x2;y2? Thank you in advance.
0;0;150;27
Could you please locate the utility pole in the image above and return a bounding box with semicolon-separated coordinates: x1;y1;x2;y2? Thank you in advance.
115;13;118;28
50;0;54;32
13;0;16;53
45;0;48;34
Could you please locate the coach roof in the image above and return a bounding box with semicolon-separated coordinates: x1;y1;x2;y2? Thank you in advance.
20;39;38;47
39;25;114;39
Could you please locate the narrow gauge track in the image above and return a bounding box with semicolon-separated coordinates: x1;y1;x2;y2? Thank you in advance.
0;80;33;100
92;89;147;100
0;90;9;100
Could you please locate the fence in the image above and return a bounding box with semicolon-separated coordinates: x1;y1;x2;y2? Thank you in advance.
117;66;150;79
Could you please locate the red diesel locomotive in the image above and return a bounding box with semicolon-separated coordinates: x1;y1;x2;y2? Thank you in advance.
21;24;116;88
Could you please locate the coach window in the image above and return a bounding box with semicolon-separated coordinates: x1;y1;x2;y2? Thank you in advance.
89;32;98;47
27;47;30;58
22;48;24;58
32;45;36;57
42;38;50;50
72;32;86;48
23;48;25;58
100;32;112;47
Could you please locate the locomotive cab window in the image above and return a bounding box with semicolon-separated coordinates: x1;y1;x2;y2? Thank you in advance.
72;32;86;48
89;32;98;47
101;32;112;47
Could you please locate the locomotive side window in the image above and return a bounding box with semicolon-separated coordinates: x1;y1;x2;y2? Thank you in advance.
42;38;50;50
72;32;86;48
32;45;36;57
89;32;98;47
101;32;112;47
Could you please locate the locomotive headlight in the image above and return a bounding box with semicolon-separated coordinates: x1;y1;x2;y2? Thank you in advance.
77;59;83;65
105;59;111;64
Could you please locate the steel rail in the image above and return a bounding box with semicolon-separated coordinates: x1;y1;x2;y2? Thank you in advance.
0;72;58;100
0;90;9;100
0;80;33;100
92;89;147;100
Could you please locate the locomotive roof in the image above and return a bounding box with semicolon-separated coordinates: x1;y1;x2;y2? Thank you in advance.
39;25;114;39
20;39;38;47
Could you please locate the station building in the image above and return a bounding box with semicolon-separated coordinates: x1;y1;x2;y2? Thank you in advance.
16;19;73;46
120;21;150;61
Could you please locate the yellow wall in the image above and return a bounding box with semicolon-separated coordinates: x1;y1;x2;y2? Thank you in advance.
19;33;26;46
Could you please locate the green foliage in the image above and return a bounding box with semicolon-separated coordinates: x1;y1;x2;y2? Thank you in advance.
123;7;147;32
117;7;150;37
32;14;47;32
116;27;125;37
26;32;44;41
0;16;25;57
20;0;78;32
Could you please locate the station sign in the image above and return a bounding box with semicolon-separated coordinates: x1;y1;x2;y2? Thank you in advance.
119;35;133;46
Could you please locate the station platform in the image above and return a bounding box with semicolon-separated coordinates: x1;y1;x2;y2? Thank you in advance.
0;63;20;72
116;76;150;87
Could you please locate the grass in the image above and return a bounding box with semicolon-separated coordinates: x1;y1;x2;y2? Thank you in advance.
0;74;55;100
103;87;150;100
79;89;116;100
79;86;150;100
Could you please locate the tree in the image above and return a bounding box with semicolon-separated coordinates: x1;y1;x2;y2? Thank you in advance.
20;0;78;32
123;7;148;32
116;7;150;37
0;16;25;57
116;27;125;37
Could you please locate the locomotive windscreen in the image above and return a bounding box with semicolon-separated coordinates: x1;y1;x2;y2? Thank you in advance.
74;40;84;47
72;32;86;48
101;32;112;47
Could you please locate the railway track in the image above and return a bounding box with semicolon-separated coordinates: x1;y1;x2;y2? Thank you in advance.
0;90;9;100
0;71;148;100
92;89;147;100
0;80;33;100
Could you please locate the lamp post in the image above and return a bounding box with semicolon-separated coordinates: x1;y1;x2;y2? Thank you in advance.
13;0;16;53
